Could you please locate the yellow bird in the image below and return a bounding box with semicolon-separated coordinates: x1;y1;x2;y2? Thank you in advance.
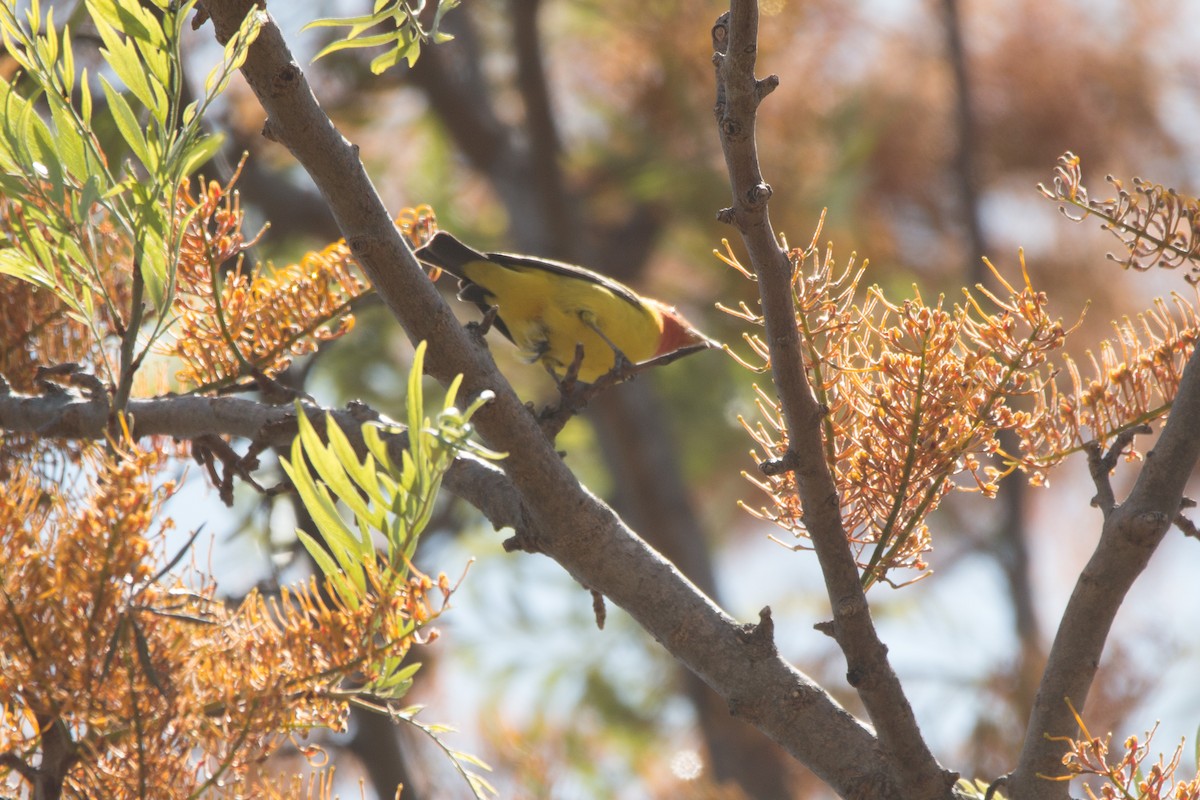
414;232;713;383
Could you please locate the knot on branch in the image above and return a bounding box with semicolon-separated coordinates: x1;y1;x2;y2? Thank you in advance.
1132;510;1170;544
746;182;773;209
270;62;301;98
759;449;798;476
711;12;730;53
502;528;542;554
720;116;744;140
716;206;736;226
737;606;777;659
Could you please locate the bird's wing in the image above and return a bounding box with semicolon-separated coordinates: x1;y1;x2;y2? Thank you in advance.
483;251;647;313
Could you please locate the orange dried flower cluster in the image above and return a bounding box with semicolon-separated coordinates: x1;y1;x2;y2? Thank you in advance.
728;208;1200;587
724;234;1067;587
1040;151;1200;280
1050;706;1200;800
1022;289;1200;468
0;443;448;798
166;173;366;390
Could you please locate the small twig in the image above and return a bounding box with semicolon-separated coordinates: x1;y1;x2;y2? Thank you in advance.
591;589;606;630
1175;499;1199;540
984;773;1010;800
1086;424;1152;516
501;527;541;554
737;607;777;659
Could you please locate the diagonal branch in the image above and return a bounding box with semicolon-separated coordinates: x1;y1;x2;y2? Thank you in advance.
189;2;899;794
712;3;956;797
1009;337;1200;797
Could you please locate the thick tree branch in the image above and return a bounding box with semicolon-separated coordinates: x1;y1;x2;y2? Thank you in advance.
0;387;526;535
410;4;794;793
1010;344;1200;798
712;3;956;797
189;3;897;794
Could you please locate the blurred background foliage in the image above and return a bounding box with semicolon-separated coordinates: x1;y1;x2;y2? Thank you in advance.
145;0;1200;797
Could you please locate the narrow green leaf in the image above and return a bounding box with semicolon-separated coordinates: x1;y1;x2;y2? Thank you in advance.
311;30;401;63
20;97;64;200
50;102;88;184
0;248;53;289
303;11;391;30
58;22;75;95
362;423;399;476
101;78;152;168
79;67;93;123
407;341;426;465
327;418;388;518
137;222;170;313
178;133;223;178
297;531;360;608
301;413;375;529
284;428;359;558
370;44;408;75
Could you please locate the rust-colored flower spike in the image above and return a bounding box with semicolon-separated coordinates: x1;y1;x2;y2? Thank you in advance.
1021;287;1200;469
1048;702;1200;800
0;439;453;798
165;163;439;391
724;225;1068;589
1040;151;1200;281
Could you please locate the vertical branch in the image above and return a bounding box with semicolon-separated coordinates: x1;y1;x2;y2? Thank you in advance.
509;0;574;259
712;3;955;797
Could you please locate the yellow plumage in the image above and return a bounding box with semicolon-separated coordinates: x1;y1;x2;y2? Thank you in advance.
415;232;710;383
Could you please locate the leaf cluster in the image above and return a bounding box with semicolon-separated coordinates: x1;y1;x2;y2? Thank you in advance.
305;0;460;75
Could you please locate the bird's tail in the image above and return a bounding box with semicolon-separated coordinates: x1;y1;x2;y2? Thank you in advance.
413;231;488;280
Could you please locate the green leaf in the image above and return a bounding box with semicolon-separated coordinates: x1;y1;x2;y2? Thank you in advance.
0;248;53;289
286;426;360;554
19;93;63;193
87;0;163;47
50;102;88;184
177;132;224;178
311;30;400;63
92;12;158;116
79;67;93;123
301;412;376;531
101;77;152;168
137;220;170;313
297;531;360;609
303;11;391;30
58;23;75;95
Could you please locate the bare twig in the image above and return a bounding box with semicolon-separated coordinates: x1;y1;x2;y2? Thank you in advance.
1085;424;1152;517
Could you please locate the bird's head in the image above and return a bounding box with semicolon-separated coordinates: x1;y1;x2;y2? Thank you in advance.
652;302;715;357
